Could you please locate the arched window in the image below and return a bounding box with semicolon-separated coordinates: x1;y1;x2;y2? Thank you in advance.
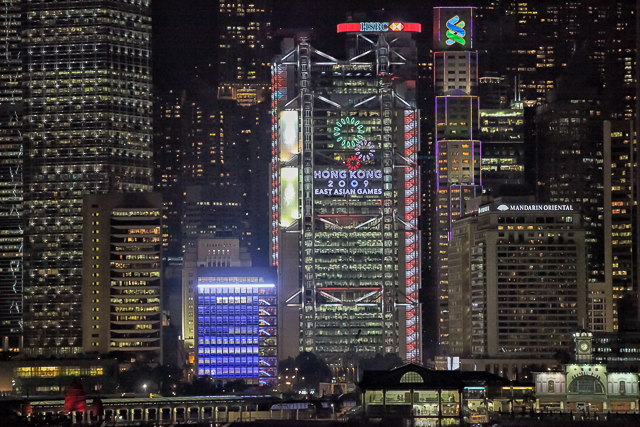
548;380;555;393
400;372;424;383
620;381;626;395
568;376;604;394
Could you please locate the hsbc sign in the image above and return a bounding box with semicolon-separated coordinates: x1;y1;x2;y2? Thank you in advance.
337;22;422;33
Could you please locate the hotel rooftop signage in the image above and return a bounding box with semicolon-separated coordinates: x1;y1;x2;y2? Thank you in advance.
494;204;574;212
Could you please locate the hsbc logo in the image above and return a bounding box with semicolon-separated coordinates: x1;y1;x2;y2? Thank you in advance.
360;22;405;32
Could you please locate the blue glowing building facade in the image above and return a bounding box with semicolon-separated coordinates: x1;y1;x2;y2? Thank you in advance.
195;266;277;385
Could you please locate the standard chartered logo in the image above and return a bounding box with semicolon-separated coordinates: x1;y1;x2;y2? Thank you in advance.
446;15;466;46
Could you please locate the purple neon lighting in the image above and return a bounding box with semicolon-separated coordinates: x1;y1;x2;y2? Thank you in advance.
470;9;474;48
445;96;448;127
467;52;471;92
436;97;440;199
479;135;482;184
469;97;473;140
475;52;479;86
477;96;480;128
448;183;454;238
198;283;276;288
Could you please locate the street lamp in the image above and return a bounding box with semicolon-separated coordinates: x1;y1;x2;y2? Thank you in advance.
143;384;147;395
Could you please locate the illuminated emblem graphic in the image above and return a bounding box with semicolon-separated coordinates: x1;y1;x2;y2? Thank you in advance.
346;156;361;171
445;15;466;46
390;22;404;31
283;184;295;207
497;204;509;211
334;117;365;148
355;140;375;162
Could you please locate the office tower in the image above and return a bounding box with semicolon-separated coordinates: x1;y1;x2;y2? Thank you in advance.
153;90;185;258
477;75;511;110
449;200;587;357
176;0;272;264
216;0;272;267
181;98;243;247
182;237;251;360
0;0;23;352
82;193;162;361
181;237;276;385
216;0;272;261
598;120;636;332
535;50;604;286
417;56;438;357
181;95;269;265
217;0;271;87
433;7;482;352
478;107;526;196
478;0;636;116
272;21;422;366
22;1;153;355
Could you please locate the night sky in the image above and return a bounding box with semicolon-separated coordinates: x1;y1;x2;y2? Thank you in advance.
152;0;438;89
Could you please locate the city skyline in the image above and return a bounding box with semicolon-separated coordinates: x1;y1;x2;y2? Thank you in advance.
0;0;637;404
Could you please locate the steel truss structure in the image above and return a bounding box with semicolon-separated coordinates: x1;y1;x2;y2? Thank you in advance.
272;29;421;366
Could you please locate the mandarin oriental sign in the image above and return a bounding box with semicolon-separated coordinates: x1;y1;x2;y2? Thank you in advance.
496;204;574;212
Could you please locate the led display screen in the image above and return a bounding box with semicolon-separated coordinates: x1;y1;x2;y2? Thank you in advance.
279;110;298;162
280;167;299;226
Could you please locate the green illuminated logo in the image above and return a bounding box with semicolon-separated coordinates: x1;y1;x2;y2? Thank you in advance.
446;16;466;46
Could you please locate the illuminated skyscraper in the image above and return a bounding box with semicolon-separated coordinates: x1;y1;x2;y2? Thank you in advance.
180;94;270;264
182;237;276;385
0;0;23;352
598;120;637;332
82;193;162;360
450;200;587;357
215;0;272;267
272;22;422;367
536;51;605;290
217;0;271;88
433;7;482;352
21;0;153;355
153;90;185;258
175;0;272;263
478;107;526;196
479;0;636;117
